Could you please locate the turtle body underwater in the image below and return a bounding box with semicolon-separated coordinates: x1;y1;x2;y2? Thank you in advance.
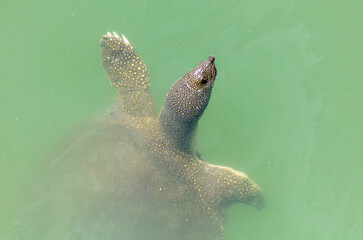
16;32;264;240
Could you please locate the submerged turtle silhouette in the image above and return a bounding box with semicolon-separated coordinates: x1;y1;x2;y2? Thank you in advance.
17;32;264;240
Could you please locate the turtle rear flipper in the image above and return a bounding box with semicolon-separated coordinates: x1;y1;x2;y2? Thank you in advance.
100;32;155;117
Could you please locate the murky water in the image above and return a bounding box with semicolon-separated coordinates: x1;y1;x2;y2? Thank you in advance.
1;0;362;239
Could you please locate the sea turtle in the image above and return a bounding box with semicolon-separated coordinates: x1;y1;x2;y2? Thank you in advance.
13;32;264;240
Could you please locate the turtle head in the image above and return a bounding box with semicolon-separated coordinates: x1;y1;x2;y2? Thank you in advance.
181;55;217;119
159;56;217;153
184;55;216;91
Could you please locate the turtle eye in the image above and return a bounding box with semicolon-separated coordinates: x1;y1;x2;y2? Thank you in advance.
201;79;208;84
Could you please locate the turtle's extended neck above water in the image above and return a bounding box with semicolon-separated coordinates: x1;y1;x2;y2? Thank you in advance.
159;55;217;154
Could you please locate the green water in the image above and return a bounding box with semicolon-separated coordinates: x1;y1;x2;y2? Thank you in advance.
1;0;362;239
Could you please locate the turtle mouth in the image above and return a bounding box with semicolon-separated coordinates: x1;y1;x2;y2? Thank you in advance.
207;56;217;83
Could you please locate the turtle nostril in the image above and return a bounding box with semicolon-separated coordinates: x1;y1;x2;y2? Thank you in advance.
208;55;215;63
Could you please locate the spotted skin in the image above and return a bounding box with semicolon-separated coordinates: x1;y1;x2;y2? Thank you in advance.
100;32;154;116
159;56;216;153
13;33;264;240
98;32;264;239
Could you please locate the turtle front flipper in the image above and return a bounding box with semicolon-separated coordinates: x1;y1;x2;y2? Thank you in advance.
204;164;264;209
100;32;155;116
216;166;264;209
